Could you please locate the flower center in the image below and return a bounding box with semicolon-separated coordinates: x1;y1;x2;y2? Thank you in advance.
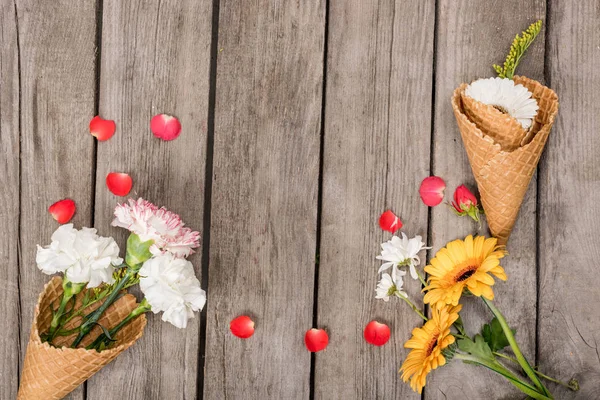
493;105;509;114
426;333;440;356
455;265;478;282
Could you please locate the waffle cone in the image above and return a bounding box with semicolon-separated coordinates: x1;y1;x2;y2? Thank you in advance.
18;277;147;400
452;76;559;244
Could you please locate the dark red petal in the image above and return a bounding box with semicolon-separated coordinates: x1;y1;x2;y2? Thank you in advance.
230;315;255;339
363;320;390;346
151;114;182;141
419;176;446;207
48;199;76;224
106;172;133;196
379;210;402;233
304;328;329;352
89;116;116;141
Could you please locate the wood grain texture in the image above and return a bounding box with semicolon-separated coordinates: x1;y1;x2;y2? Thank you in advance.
537;2;600;398
89;0;212;398
426;2;545;398
314;1;434;398
202;0;325;398
15;1;97;399
0;1;21;398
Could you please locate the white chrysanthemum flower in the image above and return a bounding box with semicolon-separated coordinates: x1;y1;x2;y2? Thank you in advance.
139;253;206;329
465;77;539;129
112;198;200;258
36;224;122;288
375;273;407;302
377;233;428;281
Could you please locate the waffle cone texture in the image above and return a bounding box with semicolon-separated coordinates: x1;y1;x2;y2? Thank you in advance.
452;76;559;244
18;277;147;399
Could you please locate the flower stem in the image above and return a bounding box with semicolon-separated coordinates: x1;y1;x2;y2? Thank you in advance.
71;269;134;348
493;352;579;391
86;298;151;351
395;293;427;321
482;298;551;397
415;269;428;287
46;280;85;342
454;353;552;400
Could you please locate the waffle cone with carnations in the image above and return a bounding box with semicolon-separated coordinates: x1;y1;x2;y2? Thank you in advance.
452;76;559;244
18;277;146;400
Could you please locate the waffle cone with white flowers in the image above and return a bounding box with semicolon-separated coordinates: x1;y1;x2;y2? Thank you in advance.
18;277;147;400
452;76;559;244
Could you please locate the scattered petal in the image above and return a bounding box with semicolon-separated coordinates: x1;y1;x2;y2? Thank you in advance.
230;315;255;339
419;176;446;207
89;116;116;141
106;172;133;196
379;210;402;233
48;199;76;224
364;320;391;346
305;328;329;352
151;114;182;141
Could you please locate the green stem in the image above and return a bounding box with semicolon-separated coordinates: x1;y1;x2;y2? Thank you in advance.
395;292;427;321
71;269;134;348
483;298;551;396
493;352;578;391
454;353;552;400
415;269;428;287
46;280;85;341
86;298;151;351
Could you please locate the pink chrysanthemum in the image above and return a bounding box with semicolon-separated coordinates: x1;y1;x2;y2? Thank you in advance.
112;198;200;258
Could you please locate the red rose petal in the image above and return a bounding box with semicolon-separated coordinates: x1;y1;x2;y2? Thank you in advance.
379;210;402;233
89;116;116;141
364;320;391;346
48;199;76;224
106;172;133;196
419;176;446;207
151;114;182;141
230;315;255;339
305;328;329;352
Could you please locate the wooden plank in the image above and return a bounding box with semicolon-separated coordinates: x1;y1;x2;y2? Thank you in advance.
314;1;434;398
537;2;600;398
202;0;325;397
0;1;21;398
425;2;545;398
15;1;97;399
88;0;212;398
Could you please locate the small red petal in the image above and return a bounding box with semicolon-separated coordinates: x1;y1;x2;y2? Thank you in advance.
89;116;116;141
106;172;133;196
379;210;402;233
364;320;391;346
151;114;182;141
48;199;76;224
305;328;329;352
419;176;446;207
230;315;255;339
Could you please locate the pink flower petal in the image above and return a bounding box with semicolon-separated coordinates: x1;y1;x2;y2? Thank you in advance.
379;210;402;233
48;199;76;224
305;328;329;352
419;176;446;207
230;315;255;339
106;172;133;196
364;320;391;346
151;114;182;141
89;116;116;141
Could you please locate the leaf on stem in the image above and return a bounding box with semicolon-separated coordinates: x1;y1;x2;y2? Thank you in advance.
125;233;154;267
482;317;516;352
458;334;495;363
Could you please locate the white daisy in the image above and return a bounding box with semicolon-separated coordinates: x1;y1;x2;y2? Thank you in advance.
375;273;407;302
376;233;428;281
465;77;539;129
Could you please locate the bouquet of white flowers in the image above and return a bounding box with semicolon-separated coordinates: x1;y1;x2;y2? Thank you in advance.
18;198;205;400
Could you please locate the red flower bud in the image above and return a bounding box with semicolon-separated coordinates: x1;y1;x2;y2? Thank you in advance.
451;185;481;222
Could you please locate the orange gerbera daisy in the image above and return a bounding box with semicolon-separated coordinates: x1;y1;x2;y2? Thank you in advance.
400;305;462;393
423;235;507;310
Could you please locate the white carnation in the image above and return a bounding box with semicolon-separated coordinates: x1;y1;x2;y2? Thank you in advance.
36;224;123;288
139;253;206;329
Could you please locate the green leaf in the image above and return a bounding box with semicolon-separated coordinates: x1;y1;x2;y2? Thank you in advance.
493;20;542;79
482;317;515;352
457;334;495;363
125;233;154;268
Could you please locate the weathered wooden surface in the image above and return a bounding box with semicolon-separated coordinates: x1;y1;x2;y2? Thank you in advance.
537;2;600;399
425;1;545;398
0;1;21;399
315;0;434;398
90;0;212;399
14;1;98;399
202;0;325;398
3;0;600;399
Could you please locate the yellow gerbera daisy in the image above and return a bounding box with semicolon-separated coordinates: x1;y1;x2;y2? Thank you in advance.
423;235;507;310
400;304;462;393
